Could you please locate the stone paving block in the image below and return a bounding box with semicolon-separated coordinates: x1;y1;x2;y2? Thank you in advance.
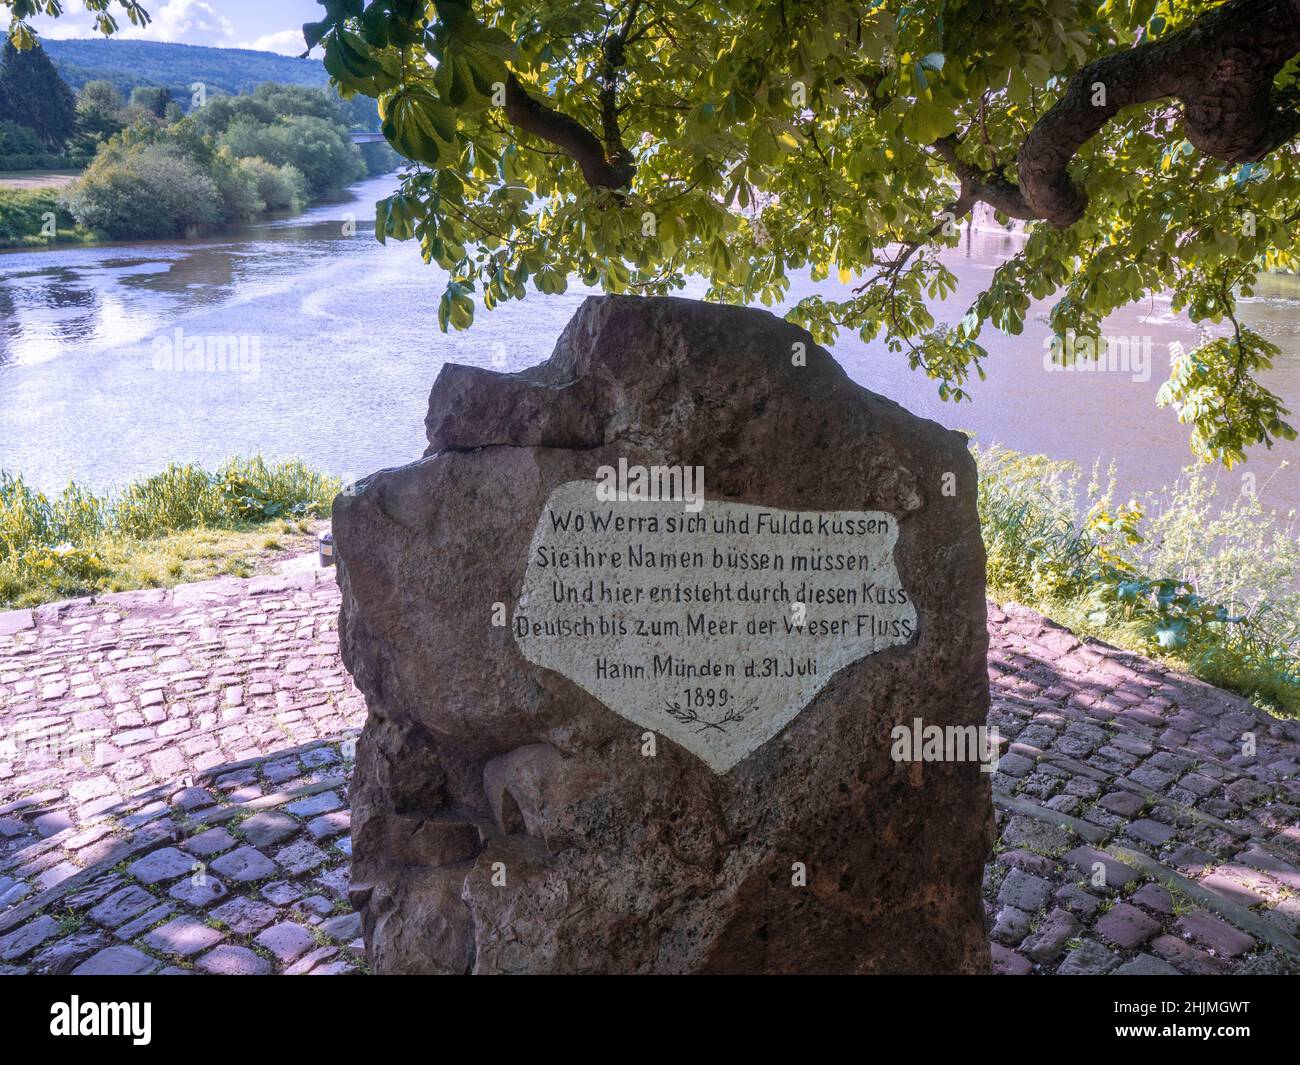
302;748;339;769
71;945;160;975
989;944;1032;975
1125;818;1178;847
262;758;302;784
254;921;315;963
209;845;277;882
1000;815;1072;855
148;749;187;778
0;915;60;961
262;880;302;906
308;959;359;975
990;904;1031;946
297;894;333;916
30;930;111;976
1167;844;1216;875
312;865;351;899
275;838;328;875
1020;907;1080;964
171;787;216;811
33;811;72;837
168;875;228;908
210;896;280;934
285;791;342;818
195;944;273;975
89;885;156;928
127;847;196;885
307;810;350;839
1053;883;1101;920
183;827;237;857
997;868;1052;912
1175;911;1257;958
1114;953;1182;975
1129;883;1174;915
1151;934;1229;975
1062;846;1141;891
1095;902;1160;949
36;861;81;891
1057;939;1120;975
142;915;224;957
238;811;298;848
115;903;175;942
1098;791;1145;818
996;752;1035;778
284;945;339;975
320;911;361;942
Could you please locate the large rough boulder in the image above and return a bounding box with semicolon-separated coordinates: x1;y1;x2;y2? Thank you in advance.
335;294;993;974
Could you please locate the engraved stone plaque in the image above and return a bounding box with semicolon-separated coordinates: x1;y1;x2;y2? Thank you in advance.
514;479;917;772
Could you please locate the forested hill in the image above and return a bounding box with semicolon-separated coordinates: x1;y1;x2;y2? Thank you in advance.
43;38;328;97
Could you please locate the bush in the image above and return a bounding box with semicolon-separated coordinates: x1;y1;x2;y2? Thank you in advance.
976;443;1300;715
0;187;86;247
210;145;264;222
0;457;341;605
0;117;41;155
0;119;90;170
64;140;223;238
218;114;363;198
237;155;306;211
0;151;92;170
71;79;127;154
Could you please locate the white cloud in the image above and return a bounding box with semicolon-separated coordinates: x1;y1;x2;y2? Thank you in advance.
239;29;308;56
32;14;100;40
34;0;235;46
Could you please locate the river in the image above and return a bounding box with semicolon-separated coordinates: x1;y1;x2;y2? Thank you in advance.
1;173;1297;520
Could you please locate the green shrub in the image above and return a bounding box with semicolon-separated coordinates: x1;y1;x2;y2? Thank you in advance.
64;139;222;238
0;457;340;606
976;443;1300;715
210;145;264;222
0;186;87;247
237;155;306;212
0;152;91;170
217;114;363;198
0;118;41;156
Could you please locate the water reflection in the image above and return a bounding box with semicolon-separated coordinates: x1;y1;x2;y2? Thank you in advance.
0;175;1295;526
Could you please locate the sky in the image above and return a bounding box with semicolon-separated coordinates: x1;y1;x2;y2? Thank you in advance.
34;0;326;55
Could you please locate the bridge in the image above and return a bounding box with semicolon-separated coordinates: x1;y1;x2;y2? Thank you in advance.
349;130;387;144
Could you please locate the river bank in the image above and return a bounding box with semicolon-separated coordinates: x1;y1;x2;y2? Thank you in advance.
1;173;1295;524
0;171;81;190
0;186;91;250
3;446;1294;716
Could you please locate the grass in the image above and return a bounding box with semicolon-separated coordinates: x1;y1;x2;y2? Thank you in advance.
4;444;1295;720
0;456;339;608
976;442;1300;717
0;187;92;249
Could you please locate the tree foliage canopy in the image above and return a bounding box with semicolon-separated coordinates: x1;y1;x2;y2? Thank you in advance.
7;0;1300;464
0;39;75;147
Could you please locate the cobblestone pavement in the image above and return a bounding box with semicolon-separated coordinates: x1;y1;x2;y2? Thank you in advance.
985;603;1300;976
0;567;1297;974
